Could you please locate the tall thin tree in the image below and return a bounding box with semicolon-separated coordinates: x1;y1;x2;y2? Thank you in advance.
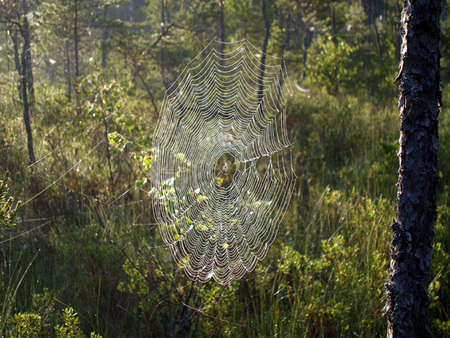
257;0;270;106
218;0;225;66
1;0;35;165
101;6;109;69
21;0;34;103
73;0;81;113
73;0;79;80
384;0;442;336
160;0;167;88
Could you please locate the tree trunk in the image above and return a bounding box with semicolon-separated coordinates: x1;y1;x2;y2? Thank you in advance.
331;5;337;44
22;0;34;104
4;30;10;72
9;28;23;101
302;26;312;81
73;0;79;80
363;0;383;60
101;7;109;69
160;0;167;88
65;40;72;97
6;11;35;165
103;118;114;195
123;0;136;68
129;0;135;33
73;0;80;112
258;0;270;106
276;12;289;109
361;0;372;64
384;1;442;337
21;42;35;165
218;0;225;66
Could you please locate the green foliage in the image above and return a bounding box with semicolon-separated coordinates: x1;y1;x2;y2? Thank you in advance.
429;205;450;336
0;252;39;336
0;172;20;238
49;219;127;334
3;288;104;337
29;289;58;336
308;36;358;95
55;307;102;338
10;312;42;338
441;8;450;84
54;308;84;338
117;254;195;335
244;188;390;336
81;72;124;121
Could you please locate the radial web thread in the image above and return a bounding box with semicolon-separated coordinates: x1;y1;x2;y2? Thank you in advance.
151;40;297;285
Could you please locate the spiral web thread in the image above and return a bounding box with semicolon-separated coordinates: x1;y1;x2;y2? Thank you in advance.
151;40;297;285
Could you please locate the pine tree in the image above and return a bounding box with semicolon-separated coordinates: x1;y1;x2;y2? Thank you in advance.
384;0;442;336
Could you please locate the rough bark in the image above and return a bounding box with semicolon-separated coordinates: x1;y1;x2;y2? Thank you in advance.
384;1;442;337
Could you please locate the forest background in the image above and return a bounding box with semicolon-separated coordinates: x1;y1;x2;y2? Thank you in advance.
0;0;449;336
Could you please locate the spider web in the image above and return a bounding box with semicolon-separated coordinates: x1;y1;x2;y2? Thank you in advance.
151;40;297;285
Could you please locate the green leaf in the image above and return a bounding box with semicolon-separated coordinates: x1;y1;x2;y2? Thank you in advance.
175;153;185;161
197;195;209;203
135;178;147;188
196;222;208;231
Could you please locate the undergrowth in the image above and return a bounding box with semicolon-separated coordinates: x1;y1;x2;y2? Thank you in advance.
0;75;448;337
